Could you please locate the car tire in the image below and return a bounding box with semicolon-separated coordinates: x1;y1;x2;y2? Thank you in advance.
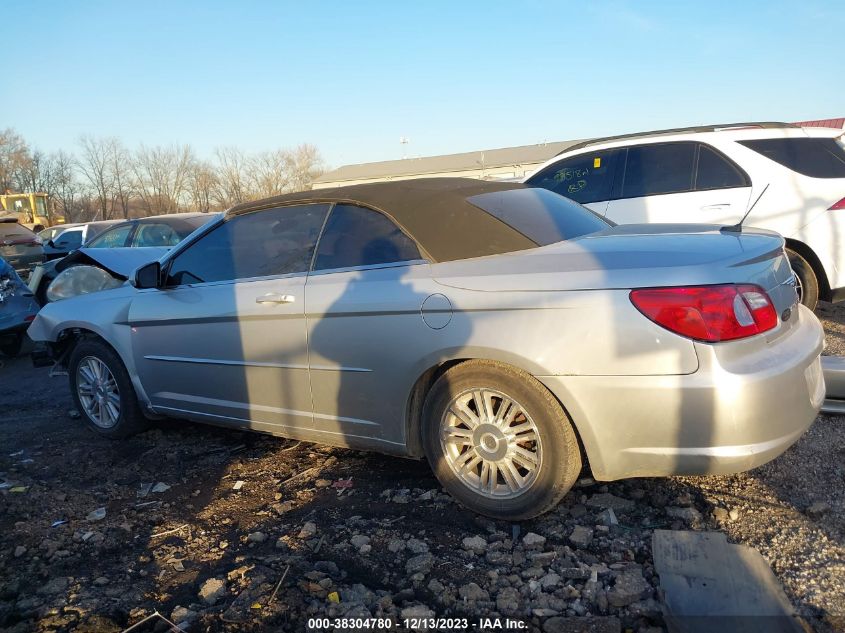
786;248;819;310
422;360;581;520
68;338;149;438
0;334;23;358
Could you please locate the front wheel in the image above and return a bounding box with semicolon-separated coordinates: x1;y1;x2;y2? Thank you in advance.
422;360;582;520
68;339;149;438
786;248;819;310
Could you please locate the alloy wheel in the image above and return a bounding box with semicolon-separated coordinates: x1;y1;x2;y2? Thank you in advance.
76;356;121;429
440;388;542;499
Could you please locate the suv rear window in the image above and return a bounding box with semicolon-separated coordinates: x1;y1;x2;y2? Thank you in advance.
739;138;845;178
468;188;610;246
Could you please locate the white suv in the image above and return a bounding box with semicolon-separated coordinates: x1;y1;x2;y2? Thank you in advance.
525;122;845;308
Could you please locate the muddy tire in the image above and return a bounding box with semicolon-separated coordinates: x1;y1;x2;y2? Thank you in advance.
68;338;149;438
786;248;819;310
422;360;581;520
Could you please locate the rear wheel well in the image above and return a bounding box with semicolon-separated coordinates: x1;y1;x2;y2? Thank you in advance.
404;358;591;476
784;239;830;301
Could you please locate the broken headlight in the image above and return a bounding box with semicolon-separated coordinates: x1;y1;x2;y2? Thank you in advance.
46;265;124;302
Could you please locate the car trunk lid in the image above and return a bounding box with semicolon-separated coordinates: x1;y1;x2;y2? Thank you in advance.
432;223;798;317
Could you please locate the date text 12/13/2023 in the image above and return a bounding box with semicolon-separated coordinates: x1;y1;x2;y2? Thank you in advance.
307;616;528;630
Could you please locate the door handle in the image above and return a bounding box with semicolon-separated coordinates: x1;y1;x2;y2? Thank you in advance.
255;293;296;304
700;203;731;211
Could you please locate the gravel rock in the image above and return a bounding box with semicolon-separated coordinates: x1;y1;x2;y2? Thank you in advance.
539;572;561;589
405;553;434;575
406;538;429;554
247;531;266;543
523;532;547;549
37;577;68;595
400;604;435;623
388;538;405;553
569;525;594;548
713;507;729;522
665;506;703;524
13;546;26;558
496;586;521;616
171;605;197;623
298;521;317;539
458;582;489;601
462;535;487;554
543;616;621;632
586;493;634;511
607;567;650;607
198;578;226;605
350;534;371;548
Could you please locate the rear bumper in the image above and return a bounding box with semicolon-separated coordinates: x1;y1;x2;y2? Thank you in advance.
539;304;825;481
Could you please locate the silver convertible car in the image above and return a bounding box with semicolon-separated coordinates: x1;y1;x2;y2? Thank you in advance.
27;179;824;519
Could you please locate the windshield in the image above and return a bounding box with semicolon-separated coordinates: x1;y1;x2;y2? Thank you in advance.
467;187;611;247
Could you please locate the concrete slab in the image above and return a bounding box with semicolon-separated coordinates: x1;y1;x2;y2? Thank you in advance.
652;530;808;633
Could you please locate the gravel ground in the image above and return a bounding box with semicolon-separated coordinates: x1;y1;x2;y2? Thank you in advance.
0;304;843;633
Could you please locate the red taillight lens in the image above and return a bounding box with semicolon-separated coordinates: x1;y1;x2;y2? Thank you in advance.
630;284;778;342
829;197;845;210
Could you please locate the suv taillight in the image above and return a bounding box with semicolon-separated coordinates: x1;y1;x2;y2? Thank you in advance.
829;197;845;210
630;284;778;342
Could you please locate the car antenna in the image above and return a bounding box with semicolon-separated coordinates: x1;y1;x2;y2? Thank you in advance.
721;184;769;233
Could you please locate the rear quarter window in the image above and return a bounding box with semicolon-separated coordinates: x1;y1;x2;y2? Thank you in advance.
739;138;845;178
468;188;610;246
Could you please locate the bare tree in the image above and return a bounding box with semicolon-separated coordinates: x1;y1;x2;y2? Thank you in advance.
285;143;325;192
53;150;81;222
110;139;134;219
0;128;31;193
188;160;219;213
77;136;116;220
213;146;249;207
249;150;290;198
132;144;194;215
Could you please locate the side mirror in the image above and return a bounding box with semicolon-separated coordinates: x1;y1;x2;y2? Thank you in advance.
46;239;55;248
133;261;161;289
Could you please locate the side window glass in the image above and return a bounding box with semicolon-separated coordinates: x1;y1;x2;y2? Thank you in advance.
133;223;182;247
166;204;330;286
528;150;616;204
621;143;695;198
55;231;83;249
313;204;421;271
696;144;748;190
86;224;133;248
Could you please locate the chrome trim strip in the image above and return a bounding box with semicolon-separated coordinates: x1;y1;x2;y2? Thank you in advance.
144;354;370;372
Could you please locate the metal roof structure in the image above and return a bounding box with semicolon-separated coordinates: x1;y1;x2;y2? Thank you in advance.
312;140;584;186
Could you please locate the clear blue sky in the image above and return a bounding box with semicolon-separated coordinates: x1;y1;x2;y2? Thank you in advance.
2;0;842;170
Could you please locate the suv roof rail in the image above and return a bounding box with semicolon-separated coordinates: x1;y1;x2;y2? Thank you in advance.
556;121;799;156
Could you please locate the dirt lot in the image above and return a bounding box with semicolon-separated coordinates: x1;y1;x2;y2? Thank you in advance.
1;305;844;633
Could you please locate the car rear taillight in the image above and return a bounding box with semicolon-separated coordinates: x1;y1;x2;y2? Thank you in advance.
630;284;778;342
829;197;845;210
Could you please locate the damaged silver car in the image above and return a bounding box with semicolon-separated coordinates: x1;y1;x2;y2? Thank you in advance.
27;179;824;519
